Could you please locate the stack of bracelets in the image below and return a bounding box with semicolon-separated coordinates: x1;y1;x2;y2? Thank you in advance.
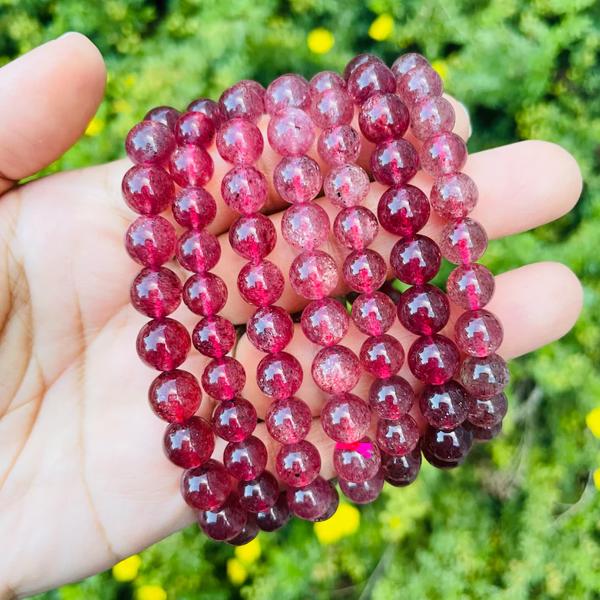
123;52;509;544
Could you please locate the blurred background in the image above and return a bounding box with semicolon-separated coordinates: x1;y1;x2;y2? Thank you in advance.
3;0;599;598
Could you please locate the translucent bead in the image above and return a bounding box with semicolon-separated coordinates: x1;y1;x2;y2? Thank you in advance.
144;105;180;130
268;108;315;156
411;96;455;140
223;435;268;481
211;397;257;442
382;447;421;486
390;235;441;285
368;375;414;420
276;440;321;487
287;477;338;521
301;297;349;346
312;488;340;523
221;166;268;215
347;61;396;104
351;291;396;336
396;65;443;107
265;74;311;114
202;357;246;400
216;118;264;165
310;70;346;94
310;87;354;129
397;284;450;335
238;260;285;306
376;414;420;456
131;267;181;318
344;53;383;81
358;92;409;143
227;515;259;546
125;215;176;268
446;263;495;310
323;164;370;208
219;81;265;121
149;369;201;423
192;315;236;358
408;334;460;385
460;353;509;399
359;334;405;378
420;381;468;431
339;470;384;504
420;132;467;177
468;393;508;428
317;125;361;167
176;230;221;274
125;120;175;165
169;145;214;188
198;493;247;541
342;249;387;293
377;184;430;237
257;352;303;399
440;218;488;265
164;416;214;468
247;305;294;353
136;318;190;371
371;139;419;186
256;492;291;531
172;187;217;230
122;165;174;215
181;459;230;510
238;471;279;513
467;421;502;442
333;437;381;483
422;425;473;464
290;250;339;300
391;53;429;78
187;98;225;128
266;396;312;444
430;172;478;219
229;214;276;262
281;203;330;251
333;206;378;250
273;155;323;204
312;345;360;394
321;393;371;443
174;111;215;147
183;273;227;317
455;309;503;357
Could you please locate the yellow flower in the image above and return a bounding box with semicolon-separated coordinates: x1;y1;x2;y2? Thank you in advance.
431;59;448;82
314;502;360;545
388;515;402;530
307;28;335;54
112;555;141;582
368;14;394;42
227;558;248;586
85;115;105;137
234;537;261;565
135;585;167;600
586;407;600;438
114;99;132;114
593;468;600;490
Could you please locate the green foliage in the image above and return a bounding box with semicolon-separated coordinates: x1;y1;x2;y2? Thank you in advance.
4;0;598;597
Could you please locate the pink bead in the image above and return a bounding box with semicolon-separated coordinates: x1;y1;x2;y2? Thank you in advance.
344;53;383;81
423;425;473;464
321;393;371;443
268;108;315;156
311;345;360;394
390;235;441;285
219;81;265;121
339;470;384;504
287;476;338;521
187;98;225;128
411;96;455;140
247;305;294;353
368;375;414;420
144;106;180;130
420;132;467;177
136;318;190;371
408;334;460;385
177;230;221;274
282;203;330;251
376;414;420;456
447;263;495;310
126;120;175;165
216;118;264;165
324;164;370;208
333;436;381;483
265;74;311;114
360;334;405;378
273;155;323;204
397;284;450;335
238;260;285;306
202;357;246;400
333;206;378;250
358;92;409;142
175;111;215;147
172;187;217;230
310;70;346;93
169;145;214;187
468;393;508;428
377;184;430;237
430;172;478;219
440;218;488;265
257;352;303;399
183;273;227;316
229;214;276;262
343;249;387;293
276;440;321;487
391;53;429;78
181;459;231;510
221;166;268;215
371;139;419;186
351;291;396;336
131;267;181;318
122;165;174;215
223;435;268;481
460;353;509;399
198;493;247;541
301;297;349;346
256;492;291;531
164;416;214;468
347;61;396;104
317;125;360;166
149;369;201;423
192;315;236;358
382;447;421;486
238;471;279;513
266;396;312;444
125;215;176;268
211;397;257;442
290;250;339;300
420;381;468;431
455;309;503;357
396;65;443;107
310;87;354;128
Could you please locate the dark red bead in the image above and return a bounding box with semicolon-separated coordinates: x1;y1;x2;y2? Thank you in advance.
423;425;473;463
368;375;414;420
287;476;338;521
358;92;409;142
420;381;469;431
175;111;215;147
360;334;405;378
468;392;508;429
136;318;190;371
408;334;460;385
211;397;257;442
382;447;422;486
257;352;303;400
339;470;384;504
467;420;503;441
187;98;225;128
131;267;181;318
376;414;420;456
256;492;291;532
229;214;276;262
202;357;246;400
321;393;371;443
397;284;450;335
333;437;381;483
125;215;176;268
266;396;312;444
238;471;279;513
122;165;174;215
377;184;430;237
172;187;217;230
192;316;236;358
181;459;231;510
126;120;175;165
149;369;201;423
176;230;221;274
227;514;259;546
276;440;321;487
198;493;247;541
223;435;268;481
164;416;214;468
169;144;214;187
422;446;460;469
460;354;509;399
390;235;441;285
238;260;285;307
347;61;396;104
247;305;294;353
183;273;228;317
371;139;419;186
144;106;180;130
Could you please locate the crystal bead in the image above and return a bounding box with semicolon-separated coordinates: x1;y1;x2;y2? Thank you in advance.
333;206;378;251
391;53;428;78
276;440;321;487
247;305;294;353
397;284;450;335
187;98;225;128
192;315;236;358
183;273;227;317
172;187;217;230
323;163;370;208
420;132;468;177
176;229;221;274
411;96;456;140
430;172;478;219
359;334;404;378
149;369;201;423
265;74;311;114
169;145;214;187
408;334;460;384
321;393;371;443
181;459;230;510
376;414;420;456
358;92;409;142
467;420;503;442
396;65;443;107
202;357;246;400
347;61;396;104
131;267;181;318
125;215;176;268
333;437;381;483
227;515;259;546
390;235;441;285
229;214;277;261
454;309;503;357
351;291;396;336
423;425;473;463
122;165;174;215
221;165;268;215
223;435;268;481
266;396;312;444
339;470;384;504
310;70;346;93
382;447;421;486
310;87;354;129
287;476;338;521
468;392;508;429
216;118;264;165
164;416;214;468
301;297;349;347
136;318;190;371
144;106;180;130
238;260;285;306
290;250;339;300
175;111;215;147
198;493;247;541
377;184;430;237
343;249;387;293
238;471;279;513
318;125;361;167
125;120;175;165
256;492;291;531
219;81;265;121
344;53;383;81
273;155;323;204
440;218;488;265
281;203;330;251
368;375;414;420
211;397;257;442
257;352;303;399
460;353;509;398
420;381;468;431
311;345;360;394
268;108;315;156
371;139;419;186
447;263;495;310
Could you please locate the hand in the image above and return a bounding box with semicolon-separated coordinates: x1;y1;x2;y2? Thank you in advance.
0;34;583;598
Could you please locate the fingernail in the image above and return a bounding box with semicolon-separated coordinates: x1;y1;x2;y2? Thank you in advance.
458;101;472;138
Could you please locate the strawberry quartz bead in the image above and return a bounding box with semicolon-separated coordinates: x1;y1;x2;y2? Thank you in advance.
460;354;510;398
219;81;264;121
420;132;468;177
290;251;339;300
266;397;312;444
344;53;383;80
164;416;214;468
216;118;264;165
368;375;415;420
224;435;268;481
390;235;441;285
333;206;378;250
268;108;315;156
126;121;175;165
343;249;387;293
382;447;422;486
447;263;495;310
256;492;291;532
310;70;346;93
211;398;257;442
198;493;247;542
423;425;473;464
122;165;174;215
314;488;340;523
273;155;323;204
238;260;285;306
468;392;508;428
221;166;268;215
265;74;311;114
371;139;419;186
172;187;217;230
318;125;361;167
324;164;370;208
281;203;330;251
227;515;259;547
312;345;361;394
411;96;456;141
149;369;201;423
420;381;469;431
187;98;225;128
397;284;450;335
376;414;420;456
229;214;277;261
137;318;191;371
301;297;349;346
391;53;429;78
321;393;371;443
177;230;221;273
183;273;227;316
339;470;384;504
126;216;176;267
130;267;181;318
174;111;215;147
468;421;503;442
257;352;303;399
377;184;430;237
358;92;409;143
310;87;354;129
287;477;338;521
351;291;396;336
360;334;404;378
333;436;381;483
455;309;504;357
144;106;180;130
396;65;443;108
181;460;230;510
192;316;236;358
408;334;460;384
202;357;246;400
347;61;396;104
276;440;321;487
247;305;294;353
440;218;488;265
169;145;214;188
238;471;279;512
430;172;478;219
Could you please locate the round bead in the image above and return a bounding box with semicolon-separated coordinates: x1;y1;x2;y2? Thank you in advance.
358;92;409;142
343;249;387;293
290;250;339;300
377;184;430;237
333;437;381;483
219;81;264;121
460;353;509;399
371;139;419;186
256;492;291;532
136;318;190;371
420;132;468;177
396;65;443;107
131;267;181;318
238;471;279;513
192;315;236;358
390;235;441;285
125;215;176;268
276;440;321;487
198;493;247;542
211;397;257;442
430;172;478;219
187;98;224;128
268;108;315;156
411;96;456;140
312;345;360;394
181;459;230;510
347;61;396;104
376;414;420;456
227;515;259;546
229;214;276;261
126;120;175;165
310;70;346;93
301;297;349;347
265;74;311;114
257;352;303;399
397;284;450;335
216;118;264;165
144;106;180;130
172;187;217;230
391;53;428;77
202;357;246;401
467;421;503;442
164;416;214;468
174;111;215;147
318;125;361;167
360;334;405;378
368;375;414;420
310;87;354;129
344;53;383;81
223;435;268;481
339;470;384;504
420;381;469;431
183;273;227;317
455;309;503;357
247;305;294;353
468;393;508;429
273;155;322;205
169;145;214;187
351;291;396;336
423;425;473;463
282;203;330;251
149;369;201;423
287;477;338;521
447;263;495;310
408;334;460;385
324;163;370;208
333;206;378;250
122;165;174;215
440;218;488;265
221;165;268;215
321;393;371;443
382;447;422;486
238;260;285;306
176;230;221;274
266;396;312;444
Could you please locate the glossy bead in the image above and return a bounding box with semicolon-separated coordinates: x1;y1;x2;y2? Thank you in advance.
420;381;468;430
126;120;175;165
376;414;420;456
310;70;346;93
276;440;321;487
396;65;443;107
144;105;180;130
467;421;503;442
312;345;360;394
131;267;181;318
310;87;353;128
187;98;224;128
183;273;227;317
430;172;478;219
149;369;201;423
257;352;303;399
455;309;503;357
420;132;468;177
358;92;409;142
273;155;323;204
440;218;488;265
371;139;419;186
382;447;422;486
198;493;247;541
408;334;460;384
347;61;396;104
122;165;174;215
268;108;315;156
181;459;230;510
227;515;259;546
192;315;236;358
175;111;215;147
238;471;279;513
460;353;509;398
391;53;428;78
238;260;285;306
321;393;371;443
343;249;387;293
390;235;441;285
397;284;450;335
368;375;414;420
266;396;312;444
265;74;311;114
125;215;176;268
287;476;338;521
169;145;214;187
211;397;257;442
377;184;430;237
423;425;473;463
290;250;338;300
247;305;294;353
229;214;276;261
422;446;460;469
216;118;264;165
360;334;404;378
282;203;330;251
172;187;217;230
351;291;396;336
221;165;268;215
219;81;264;121
344;53;383;81
324;164;370;208
176;230;221;274
447;263;495;310
411;96;455;140
164;416;214;468
339;470;384;504
137;318;190;370
333;437;381;483
468;392;508;429
334;206;378;250
223;435;268;481
301;297;349;346
256;492;291;531
202;357;246;400
317;125;360;167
